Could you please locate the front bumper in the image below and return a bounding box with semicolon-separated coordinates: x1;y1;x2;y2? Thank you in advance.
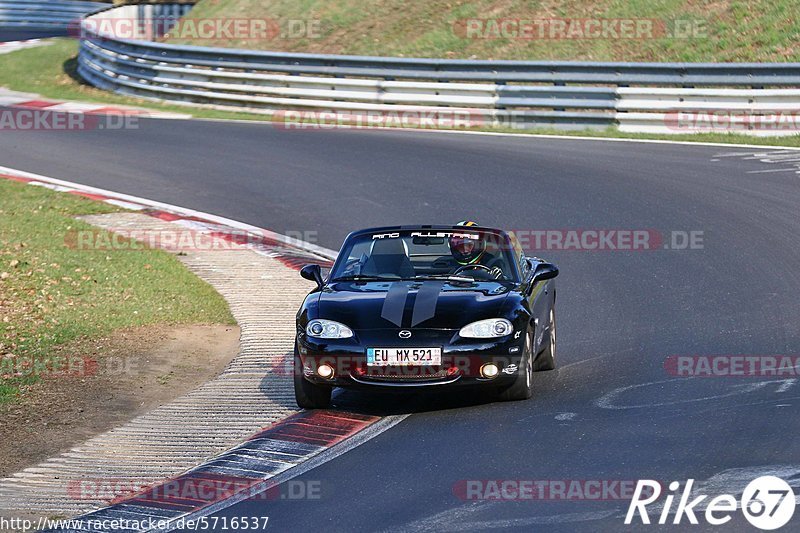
296;328;525;389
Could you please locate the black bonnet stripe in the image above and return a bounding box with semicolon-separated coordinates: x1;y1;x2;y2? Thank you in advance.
381;282;409;327
411;281;445;327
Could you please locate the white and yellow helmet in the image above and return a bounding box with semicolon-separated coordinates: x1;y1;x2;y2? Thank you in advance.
450;220;485;265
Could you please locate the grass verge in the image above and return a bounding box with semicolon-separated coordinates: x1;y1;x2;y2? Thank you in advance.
175;0;799;62
0;39;275;122
1;39;800;148
0;179;235;404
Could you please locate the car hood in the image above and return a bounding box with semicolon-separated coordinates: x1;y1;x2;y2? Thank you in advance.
318;280;512;330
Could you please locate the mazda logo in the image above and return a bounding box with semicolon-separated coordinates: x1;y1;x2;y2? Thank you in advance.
399;330;412;339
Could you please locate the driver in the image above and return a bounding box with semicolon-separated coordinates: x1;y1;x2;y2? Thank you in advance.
449;221;504;279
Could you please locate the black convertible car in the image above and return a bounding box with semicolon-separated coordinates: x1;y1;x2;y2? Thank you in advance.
294;223;559;408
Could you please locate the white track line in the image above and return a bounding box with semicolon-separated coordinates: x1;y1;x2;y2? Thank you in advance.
0;165;338;260
190;115;800;151
746;168;799;174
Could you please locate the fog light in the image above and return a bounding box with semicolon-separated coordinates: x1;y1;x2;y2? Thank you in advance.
480;363;499;379
317;364;335;379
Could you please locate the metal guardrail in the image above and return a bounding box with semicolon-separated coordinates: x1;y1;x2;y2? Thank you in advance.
0;0;106;30
76;4;800;133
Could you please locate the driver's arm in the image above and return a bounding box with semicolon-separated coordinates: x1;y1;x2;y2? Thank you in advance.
483;254;505;279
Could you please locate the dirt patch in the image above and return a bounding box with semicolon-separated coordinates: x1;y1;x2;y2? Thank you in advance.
0;324;239;478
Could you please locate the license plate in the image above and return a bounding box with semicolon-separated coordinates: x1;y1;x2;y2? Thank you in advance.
366;347;442;366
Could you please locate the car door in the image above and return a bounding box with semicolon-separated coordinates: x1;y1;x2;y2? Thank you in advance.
509;231;552;354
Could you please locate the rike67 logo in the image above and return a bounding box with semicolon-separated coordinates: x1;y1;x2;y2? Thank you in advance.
626;476;795;530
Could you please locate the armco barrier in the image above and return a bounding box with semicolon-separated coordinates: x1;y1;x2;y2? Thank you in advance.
75;4;800;134
0;0;106;31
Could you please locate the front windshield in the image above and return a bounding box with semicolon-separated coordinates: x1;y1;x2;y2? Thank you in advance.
330;229;520;282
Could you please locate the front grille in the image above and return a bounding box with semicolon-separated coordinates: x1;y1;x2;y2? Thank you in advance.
355;367;451;381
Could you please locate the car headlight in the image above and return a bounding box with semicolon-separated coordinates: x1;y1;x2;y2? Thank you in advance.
459;318;513;338
306;319;354;339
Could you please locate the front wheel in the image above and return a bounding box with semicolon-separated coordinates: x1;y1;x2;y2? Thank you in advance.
293;347;332;409
498;329;533;401
533;307;556;371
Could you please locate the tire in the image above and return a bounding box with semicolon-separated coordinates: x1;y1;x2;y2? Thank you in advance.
293;346;332;409
498;329;533;401
533;307;557;372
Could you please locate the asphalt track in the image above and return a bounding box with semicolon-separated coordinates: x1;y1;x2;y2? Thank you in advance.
1;115;799;531
0;29;67;41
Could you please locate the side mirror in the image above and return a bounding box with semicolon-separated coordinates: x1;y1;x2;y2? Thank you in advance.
300;264;324;289
531;262;559;284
